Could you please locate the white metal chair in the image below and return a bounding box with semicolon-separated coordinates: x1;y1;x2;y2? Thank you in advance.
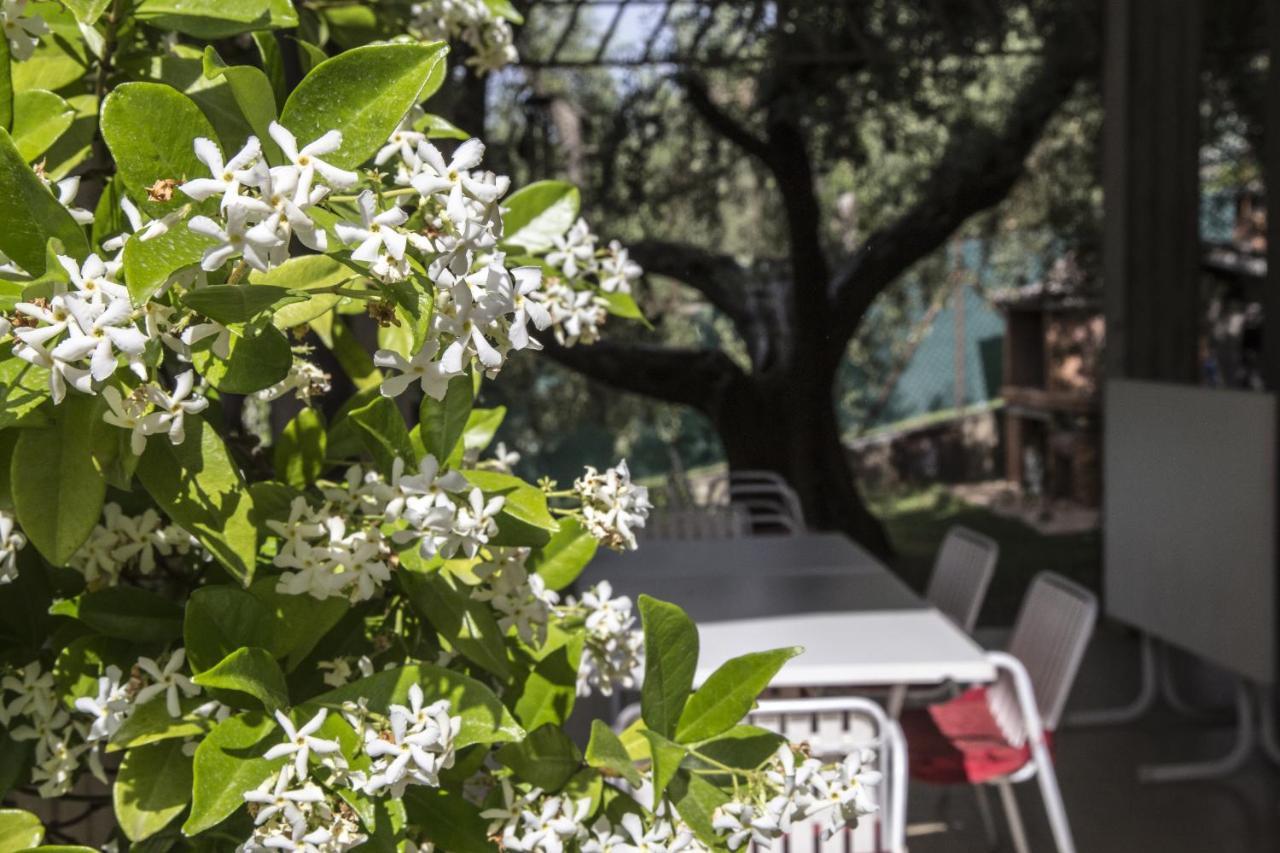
706;470;807;534
926;526;999;634
901;572;1097;853
748;697;908;853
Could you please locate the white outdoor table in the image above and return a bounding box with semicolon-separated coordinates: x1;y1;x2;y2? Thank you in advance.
580;533;995;688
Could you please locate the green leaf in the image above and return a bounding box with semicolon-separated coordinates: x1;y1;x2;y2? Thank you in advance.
122;223;216;304
418;112;469;140
12;393;105;565
10;90;74;162
675;647;802;744
642;730;687;804
193;322;293;394
483;0;524;23
0;36;12;132
113;740;193;841
693;725;785;773
252;31;287;107
183;285;297;324
0;809;43;852
253;255;350;328
135;0;299;39
328;316;382;391
79;587;183;643
461;406;505;454
184;585;275;672
308;664;524;747
585;720;641;786
501;181;580;253
0;127;87;274
601;291;651;327
419;371;473;463
136;415;258;584
511;628;582;730
100;82;216;214
399;570;512;678
247;578;347;670
496;724;581;792
529;518;597;591
274;408;327;489
402;789;497;853
108;694;213;752
668;771;731;849
202;47;278;156
61;0;112;25
192;647;289;712
53;635;134;710
279;42;448;171
639;596;699;738
347;396;414;474
184;712;281;836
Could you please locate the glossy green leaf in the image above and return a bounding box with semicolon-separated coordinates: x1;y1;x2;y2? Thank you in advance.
78;587;183;643
279;42;448;170
418;112;468;140
137;415;258;584
136;0;299;39
675;647;802;743
461;470;557;547
0;809;43;852
642;730;686;803
108;694;214;752
496;724;581;792
639;596;699;738
402;788;496;853
501;180;580;253
113;740;193;841
399;570;511;678
184;585;275;672
184;712;281;835
193;322;292;395
668;771;730;849
183;285;297;324
693;724;786;773
122;223;215;304
253;255;351;328
511;628;582;730
585;719;641;786
274;408;327;489
247;578;347;670
12;393;105;565
308;664;524;747
461;406;505;454
529;518;597;591
100;82;215;214
202;47;278;156
10;90;74;161
0;128;87;274
419;371;473;463
192;647;288;712
61;0;112;24
0;37;12;132
348;396;414;474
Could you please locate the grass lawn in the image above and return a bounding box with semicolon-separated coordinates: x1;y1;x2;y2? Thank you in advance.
868;486;1101;626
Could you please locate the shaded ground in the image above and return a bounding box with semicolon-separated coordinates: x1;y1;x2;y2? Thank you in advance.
867;485;1101;626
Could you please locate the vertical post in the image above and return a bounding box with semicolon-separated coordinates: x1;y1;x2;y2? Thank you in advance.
1266;0;1280;391
1103;0;1203;382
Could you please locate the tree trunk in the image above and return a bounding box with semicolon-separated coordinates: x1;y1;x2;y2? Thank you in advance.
709;370;893;559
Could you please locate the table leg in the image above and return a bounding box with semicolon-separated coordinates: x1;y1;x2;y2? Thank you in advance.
887;684;907;719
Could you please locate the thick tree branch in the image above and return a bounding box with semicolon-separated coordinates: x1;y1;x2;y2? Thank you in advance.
677;72;771;162
828;44;1094;349
535;337;744;412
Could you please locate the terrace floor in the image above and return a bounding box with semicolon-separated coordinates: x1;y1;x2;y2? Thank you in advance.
907;623;1280;852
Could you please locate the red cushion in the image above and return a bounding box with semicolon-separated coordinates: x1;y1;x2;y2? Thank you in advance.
900;687;1053;784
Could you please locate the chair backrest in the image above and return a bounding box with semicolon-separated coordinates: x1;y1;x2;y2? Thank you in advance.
989;572;1098;738
641;507;750;540
925;526;999;632
748;697;907;853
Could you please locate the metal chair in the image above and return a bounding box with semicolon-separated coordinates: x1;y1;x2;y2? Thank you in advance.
748;697;908;853
706;470;807;534
901;572;1097;853
926;526;999;634
641;506;750;540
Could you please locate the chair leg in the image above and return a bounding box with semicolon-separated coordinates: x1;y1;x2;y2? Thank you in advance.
972;784;999;850
996;780;1030;853
1032;754;1078;853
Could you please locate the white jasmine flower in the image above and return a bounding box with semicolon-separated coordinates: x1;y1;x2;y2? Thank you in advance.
145;370;207;445
546;218;597;279
53;297;148;382
268;122;359;197
242;764;325;827
189;206;283;272
73;665;131;742
0;511;24;584
53;176;93;225
12;338;92;404
264;708;341;779
374;338;453;400
1;0;48;60
335;190;408;265
599;241;643;293
134;649;199;717
102;385;158;455
574;460;652;551
180;136;263;211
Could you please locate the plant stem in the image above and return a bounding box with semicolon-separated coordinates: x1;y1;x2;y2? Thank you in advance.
330;187;419;204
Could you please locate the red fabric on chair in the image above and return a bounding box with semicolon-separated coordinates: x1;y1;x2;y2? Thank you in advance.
900;687;1053;784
